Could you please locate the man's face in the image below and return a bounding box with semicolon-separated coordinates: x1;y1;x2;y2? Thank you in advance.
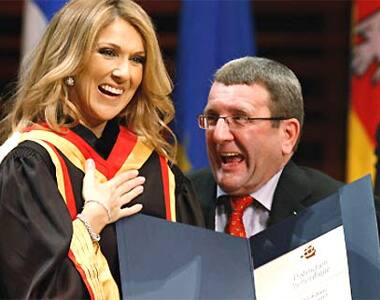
204;82;294;195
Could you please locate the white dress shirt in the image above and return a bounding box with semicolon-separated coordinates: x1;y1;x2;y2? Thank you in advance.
215;169;283;238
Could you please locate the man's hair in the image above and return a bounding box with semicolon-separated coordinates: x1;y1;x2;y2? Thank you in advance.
2;0;176;161
214;56;304;131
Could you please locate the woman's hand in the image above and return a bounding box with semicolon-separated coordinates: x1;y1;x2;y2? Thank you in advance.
81;159;144;234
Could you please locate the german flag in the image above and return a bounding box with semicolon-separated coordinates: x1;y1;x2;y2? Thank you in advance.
347;0;380;183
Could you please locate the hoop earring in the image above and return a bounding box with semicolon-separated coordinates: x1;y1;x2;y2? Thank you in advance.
64;76;75;87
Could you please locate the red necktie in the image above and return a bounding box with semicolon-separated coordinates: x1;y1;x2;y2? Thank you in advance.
225;195;253;238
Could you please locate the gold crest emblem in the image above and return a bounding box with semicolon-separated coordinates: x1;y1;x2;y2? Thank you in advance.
301;245;316;259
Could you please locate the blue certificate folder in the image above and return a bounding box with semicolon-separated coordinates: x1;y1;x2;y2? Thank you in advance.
116;176;380;300
116;214;256;299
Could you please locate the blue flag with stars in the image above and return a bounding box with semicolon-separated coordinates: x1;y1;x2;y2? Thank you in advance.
174;0;256;171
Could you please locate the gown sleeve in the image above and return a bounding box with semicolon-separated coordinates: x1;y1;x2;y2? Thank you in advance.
171;164;206;227
0;142;89;299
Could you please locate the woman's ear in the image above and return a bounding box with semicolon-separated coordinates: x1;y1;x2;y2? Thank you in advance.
280;118;301;155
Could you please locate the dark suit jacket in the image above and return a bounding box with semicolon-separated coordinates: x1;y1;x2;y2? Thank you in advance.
188;160;346;230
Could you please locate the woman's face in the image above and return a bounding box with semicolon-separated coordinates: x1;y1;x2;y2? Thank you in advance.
69;17;145;136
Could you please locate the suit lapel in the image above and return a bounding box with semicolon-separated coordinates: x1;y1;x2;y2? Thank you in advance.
201;172;218;230
268;160;311;226
193;162;312;230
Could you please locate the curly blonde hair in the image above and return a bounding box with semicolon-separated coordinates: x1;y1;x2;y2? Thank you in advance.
1;0;176;161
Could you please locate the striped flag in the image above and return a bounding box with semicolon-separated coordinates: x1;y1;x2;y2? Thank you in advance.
348;0;380;183
376;127;380;195
174;0;256;172
0;0;65;161
21;0;66;59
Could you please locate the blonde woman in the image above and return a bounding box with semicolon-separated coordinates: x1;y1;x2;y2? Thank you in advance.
0;0;204;298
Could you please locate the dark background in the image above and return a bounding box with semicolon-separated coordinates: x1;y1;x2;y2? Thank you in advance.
0;0;351;181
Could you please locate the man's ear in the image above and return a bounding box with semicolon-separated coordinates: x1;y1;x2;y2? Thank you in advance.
280;118;301;155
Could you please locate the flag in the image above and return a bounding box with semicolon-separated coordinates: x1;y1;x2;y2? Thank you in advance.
0;1;66;157
21;0;66;59
174;0;256;172
375;126;380;195
348;0;380;183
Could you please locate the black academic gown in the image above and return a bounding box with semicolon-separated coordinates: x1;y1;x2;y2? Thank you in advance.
0;120;204;299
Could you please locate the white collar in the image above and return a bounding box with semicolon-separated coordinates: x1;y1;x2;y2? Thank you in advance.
216;168;284;211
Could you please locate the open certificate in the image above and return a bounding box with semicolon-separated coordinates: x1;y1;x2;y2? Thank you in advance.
116;176;380;299
254;226;351;300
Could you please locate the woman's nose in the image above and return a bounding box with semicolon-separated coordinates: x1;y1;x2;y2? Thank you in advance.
112;61;131;82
